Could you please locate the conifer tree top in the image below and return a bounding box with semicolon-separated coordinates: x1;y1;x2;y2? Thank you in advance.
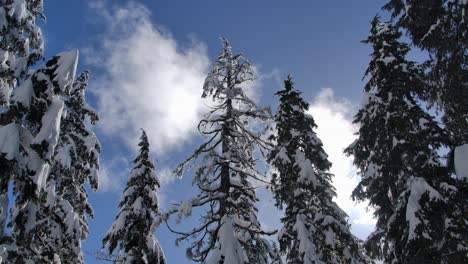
202;37;255;103
102;129;165;264
134;129;152;167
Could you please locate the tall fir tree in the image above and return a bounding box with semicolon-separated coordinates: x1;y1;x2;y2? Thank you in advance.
383;0;468;166
0;2;100;262
56;70;100;262
383;2;468;262
268;76;368;264
0;0;45;237
168;38;275;264
0;49;79;262
345;17;467;263
26;70;100;263
103;130;166;264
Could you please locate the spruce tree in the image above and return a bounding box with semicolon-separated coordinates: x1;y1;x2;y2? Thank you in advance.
103;130;166;264
383;0;468;164
383;2;468;261
26;71;100;263
0;2;101;262
168;38;275;264
345;17;467;263
0;49;79;262
57;70;100;247
0;0;45;237
268;76;368;264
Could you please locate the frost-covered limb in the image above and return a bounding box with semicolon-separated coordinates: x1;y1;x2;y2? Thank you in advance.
157;192;224;227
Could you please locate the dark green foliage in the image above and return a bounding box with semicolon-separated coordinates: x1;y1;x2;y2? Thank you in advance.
384;0;468;149
269;76;367;263
346;17;467;263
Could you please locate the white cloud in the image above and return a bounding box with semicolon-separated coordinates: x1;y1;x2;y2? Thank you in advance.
156;166;179;207
87;1;210;153
97;156;130;193
308;88;376;239
239;66;280;103
97;165;118;193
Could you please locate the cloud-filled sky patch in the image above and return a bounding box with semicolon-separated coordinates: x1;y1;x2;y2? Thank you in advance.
308;88;375;238
88;2;210;154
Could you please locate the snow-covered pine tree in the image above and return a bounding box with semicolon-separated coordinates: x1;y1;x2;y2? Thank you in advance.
0;0;44;237
25;70;100;263
267;76;368;264
0;49;79;262
103;130;165;264
0;0;44;107
345;17;467;263
383;2;468;262
383;0;468;165
57;71;100;253
169;38;274;264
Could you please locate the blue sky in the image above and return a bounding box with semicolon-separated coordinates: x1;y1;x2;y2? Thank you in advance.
40;1;390;263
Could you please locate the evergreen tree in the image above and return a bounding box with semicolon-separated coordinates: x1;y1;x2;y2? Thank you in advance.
268;76;368;264
168;38;274;264
383;0;468;162
103;130;166;264
0;0;45;237
26;71;100;263
345;17;467;263
383;2;468;261
57;71;100;249
0;49;79;262
0;0;44;107
0;2;100;262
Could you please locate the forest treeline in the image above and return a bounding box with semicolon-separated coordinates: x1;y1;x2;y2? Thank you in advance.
0;1;466;263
